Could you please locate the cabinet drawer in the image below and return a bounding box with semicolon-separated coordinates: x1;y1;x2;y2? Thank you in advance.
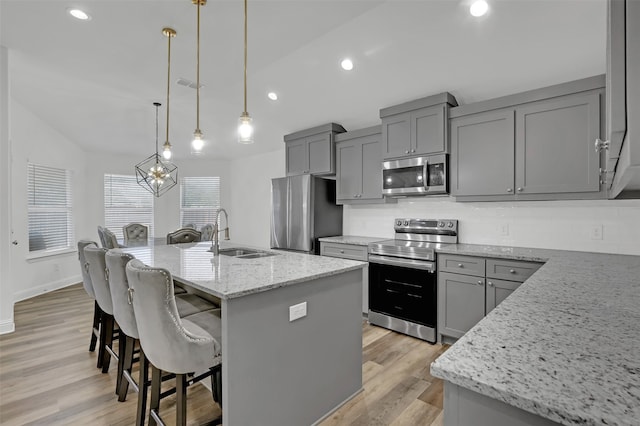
320;242;368;261
438;255;485;277
486;259;542;282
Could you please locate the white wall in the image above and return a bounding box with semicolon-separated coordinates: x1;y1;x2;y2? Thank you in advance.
229;149;285;248
344;197;640;255
9;99;87;304
0;46;14;333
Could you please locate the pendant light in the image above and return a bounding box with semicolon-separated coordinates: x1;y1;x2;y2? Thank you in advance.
134;28;179;197
162;27;175;160
237;0;253;144
135;102;178;197
191;0;206;154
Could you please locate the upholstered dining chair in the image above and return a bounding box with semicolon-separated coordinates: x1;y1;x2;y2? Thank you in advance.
77;240;101;356
184;223;197;229
97;226;108;248
123;223;148;244
126;260;222;426
200;223;214;241
84;246;119;375
166;228;202;244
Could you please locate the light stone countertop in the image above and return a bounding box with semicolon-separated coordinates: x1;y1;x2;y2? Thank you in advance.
121;241;365;300
430;243;640;426
318;235;388;246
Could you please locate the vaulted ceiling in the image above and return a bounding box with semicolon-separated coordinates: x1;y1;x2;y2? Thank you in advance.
1;0;606;160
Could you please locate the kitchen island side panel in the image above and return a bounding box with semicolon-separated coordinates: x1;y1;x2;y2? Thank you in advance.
221;268;363;426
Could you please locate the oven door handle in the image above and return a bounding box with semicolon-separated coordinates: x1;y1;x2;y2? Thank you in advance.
369;254;435;272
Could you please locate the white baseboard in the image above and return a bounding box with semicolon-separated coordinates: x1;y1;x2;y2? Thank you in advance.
13;275;82;303
0;319;15;334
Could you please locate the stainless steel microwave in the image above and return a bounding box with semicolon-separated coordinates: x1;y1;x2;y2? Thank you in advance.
382;154;448;196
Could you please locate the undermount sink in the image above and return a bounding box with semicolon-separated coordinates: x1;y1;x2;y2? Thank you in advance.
218;248;279;259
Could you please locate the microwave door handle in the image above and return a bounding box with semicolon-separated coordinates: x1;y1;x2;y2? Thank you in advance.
423;162;429;191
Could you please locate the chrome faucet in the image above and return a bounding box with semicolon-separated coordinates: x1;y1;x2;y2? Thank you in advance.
210;208;230;255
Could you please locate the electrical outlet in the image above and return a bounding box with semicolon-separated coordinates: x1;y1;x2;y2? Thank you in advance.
590;224;604;240
289;302;307;322
499;223;509;237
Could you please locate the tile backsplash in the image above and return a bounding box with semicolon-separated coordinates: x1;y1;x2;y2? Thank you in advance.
344;197;640;255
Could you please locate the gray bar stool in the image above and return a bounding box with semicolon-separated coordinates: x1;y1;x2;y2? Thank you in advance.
77;240;101;356
126;259;222;426
84;246;119;375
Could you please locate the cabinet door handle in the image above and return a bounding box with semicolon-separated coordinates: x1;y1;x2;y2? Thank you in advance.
488;281;494;287
411;149;415;153
405;150;410;154
509;269;516;274
457;263;463;268
340;250;344;253
507;188;513;193
477;280;484;285
517;187;523;192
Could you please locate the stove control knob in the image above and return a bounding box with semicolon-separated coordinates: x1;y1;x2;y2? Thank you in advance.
396;220;402;226
447;222;454;228
403;220;409;226
438;221;444;227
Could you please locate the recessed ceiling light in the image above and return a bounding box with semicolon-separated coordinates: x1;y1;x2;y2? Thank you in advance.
469;0;489;17
267;92;278;101
68;8;91;20
341;58;354;71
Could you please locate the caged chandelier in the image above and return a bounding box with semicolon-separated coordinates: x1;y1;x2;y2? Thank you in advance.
135;102;178;197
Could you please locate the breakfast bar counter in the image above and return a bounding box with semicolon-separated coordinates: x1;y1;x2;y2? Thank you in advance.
431;244;640;426
122;241;366;425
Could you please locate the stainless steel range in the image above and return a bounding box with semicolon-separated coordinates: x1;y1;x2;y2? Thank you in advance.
368;218;458;343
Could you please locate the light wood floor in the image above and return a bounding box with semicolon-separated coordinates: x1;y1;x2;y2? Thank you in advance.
0;284;447;425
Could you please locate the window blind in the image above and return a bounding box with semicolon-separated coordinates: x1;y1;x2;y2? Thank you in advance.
27;163;74;253
180;177;221;229
104;174;154;241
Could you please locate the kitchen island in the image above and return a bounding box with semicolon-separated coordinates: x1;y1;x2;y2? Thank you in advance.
122;241;366;425
431;244;640;426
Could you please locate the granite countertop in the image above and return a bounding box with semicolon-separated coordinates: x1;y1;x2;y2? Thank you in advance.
121;241;365;300
431;243;640;426
318;235;388;246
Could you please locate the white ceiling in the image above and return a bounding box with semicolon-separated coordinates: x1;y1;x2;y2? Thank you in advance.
1;0;606;161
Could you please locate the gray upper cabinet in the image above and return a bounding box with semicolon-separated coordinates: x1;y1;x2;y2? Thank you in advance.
450;109;515;196
515;92;601;194
284;123;346;176
450;75;606;201
380;92;457;160
335;126;393;204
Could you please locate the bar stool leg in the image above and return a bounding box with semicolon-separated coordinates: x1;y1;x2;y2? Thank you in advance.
149;364;162;426
136;349;149;426
90;301;100;352
176;373;187;426
115;331;125;394
101;314;114;373
118;336;136;401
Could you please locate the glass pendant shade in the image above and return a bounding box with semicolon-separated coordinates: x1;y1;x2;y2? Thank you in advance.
162;141;172;160
238;113;253;144
191;129;204;153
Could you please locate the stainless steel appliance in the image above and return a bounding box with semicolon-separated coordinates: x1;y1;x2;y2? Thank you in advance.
270;175;343;254
368;218;458;343
382;154;447;196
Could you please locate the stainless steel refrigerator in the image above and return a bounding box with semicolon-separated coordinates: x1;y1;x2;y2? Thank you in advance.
270;175;343;254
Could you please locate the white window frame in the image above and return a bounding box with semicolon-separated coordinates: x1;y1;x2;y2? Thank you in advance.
27;163;74;258
180;177;221;230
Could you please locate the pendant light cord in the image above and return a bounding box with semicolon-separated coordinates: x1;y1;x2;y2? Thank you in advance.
196;1;201;131
166;30;172;147
155;103;160;155
243;0;248;114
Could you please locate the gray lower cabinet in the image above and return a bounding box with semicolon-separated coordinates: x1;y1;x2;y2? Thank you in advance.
335;126;392;204
320;242;369;314
438;272;486;340
450;77;605;200
438;254;543;343
284;123;346;176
